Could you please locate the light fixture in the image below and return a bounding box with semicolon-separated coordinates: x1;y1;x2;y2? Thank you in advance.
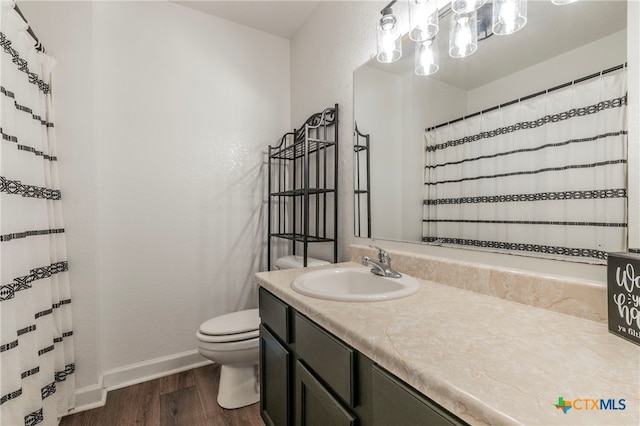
376;6;402;63
409;0;439;42
451;0;487;14
551;0;578;4
492;0;527;35
449;11;477;58
415;37;440;75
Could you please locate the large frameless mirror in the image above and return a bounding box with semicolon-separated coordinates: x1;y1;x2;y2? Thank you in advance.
354;0;632;263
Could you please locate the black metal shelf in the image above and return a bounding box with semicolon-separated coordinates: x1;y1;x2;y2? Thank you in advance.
270;139;336;161
270;188;336;197
267;105;339;269
270;233;335;243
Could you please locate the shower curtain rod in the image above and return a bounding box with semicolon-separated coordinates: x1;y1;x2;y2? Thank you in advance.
13;3;45;52
426;62;628;132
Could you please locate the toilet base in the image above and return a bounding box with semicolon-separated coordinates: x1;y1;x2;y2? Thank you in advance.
217;364;260;409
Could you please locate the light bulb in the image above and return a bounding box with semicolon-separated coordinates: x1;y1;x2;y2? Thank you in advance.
492;0;527;35
451;0;487;14
409;0;439;42
415;38;439;76
376;10;402;63
449;11;477;58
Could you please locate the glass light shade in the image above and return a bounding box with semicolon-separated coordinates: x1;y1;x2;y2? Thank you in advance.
449;11;477;58
415;38;439;75
376;12;402;63
409;0;439;42
492;0;527;35
551;0;578;4
451;0;487;14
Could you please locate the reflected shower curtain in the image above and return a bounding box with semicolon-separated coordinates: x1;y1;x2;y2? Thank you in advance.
423;67;628;262
1;2;75;425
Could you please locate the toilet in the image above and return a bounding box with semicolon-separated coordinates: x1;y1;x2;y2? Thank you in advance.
196;255;329;409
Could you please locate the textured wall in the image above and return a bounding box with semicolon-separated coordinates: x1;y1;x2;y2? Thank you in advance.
93;1;290;371
20;0;290;394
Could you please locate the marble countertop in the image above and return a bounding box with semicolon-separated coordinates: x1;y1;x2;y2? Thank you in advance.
255;262;640;425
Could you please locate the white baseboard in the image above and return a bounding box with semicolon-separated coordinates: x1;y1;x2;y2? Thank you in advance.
68;350;212;414
103;349;212;391
66;376;107;415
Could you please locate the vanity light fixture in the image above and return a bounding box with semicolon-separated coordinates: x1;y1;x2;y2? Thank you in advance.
375;0;575;75
376;3;403;63
409;0;440;42
415;37;440;75
492;0;527;35
449;10;478;58
451;0;487;14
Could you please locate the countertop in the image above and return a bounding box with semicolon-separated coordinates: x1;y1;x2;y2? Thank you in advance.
255;262;640;425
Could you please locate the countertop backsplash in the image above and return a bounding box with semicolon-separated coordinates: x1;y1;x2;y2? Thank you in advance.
350;244;607;323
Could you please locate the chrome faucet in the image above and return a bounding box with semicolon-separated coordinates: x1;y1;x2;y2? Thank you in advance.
362;245;402;279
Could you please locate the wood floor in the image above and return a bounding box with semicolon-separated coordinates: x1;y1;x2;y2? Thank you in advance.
60;364;265;426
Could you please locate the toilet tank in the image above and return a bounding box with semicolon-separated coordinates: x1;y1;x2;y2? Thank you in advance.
275;255;330;270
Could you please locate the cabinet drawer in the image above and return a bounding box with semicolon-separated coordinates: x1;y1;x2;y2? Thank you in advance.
372;365;467;426
259;288;290;343
294;313;354;405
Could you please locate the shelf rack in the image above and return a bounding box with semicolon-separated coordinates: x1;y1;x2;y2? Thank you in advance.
267;105;339;269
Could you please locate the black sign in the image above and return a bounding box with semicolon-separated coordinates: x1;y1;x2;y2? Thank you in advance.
607;252;640;346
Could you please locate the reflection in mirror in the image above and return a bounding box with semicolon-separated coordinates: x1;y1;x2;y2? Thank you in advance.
354;123;372;238
354;0;629;263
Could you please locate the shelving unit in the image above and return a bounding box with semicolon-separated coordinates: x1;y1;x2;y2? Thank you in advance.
267;105;339;269
354;122;371;238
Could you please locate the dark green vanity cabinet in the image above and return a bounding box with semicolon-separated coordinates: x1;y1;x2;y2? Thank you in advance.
258;288;468;426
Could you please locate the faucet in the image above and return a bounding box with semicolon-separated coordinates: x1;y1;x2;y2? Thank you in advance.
362;245;402;279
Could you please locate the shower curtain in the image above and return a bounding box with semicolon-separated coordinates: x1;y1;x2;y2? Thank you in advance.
423;67;628;263
1;2;75;425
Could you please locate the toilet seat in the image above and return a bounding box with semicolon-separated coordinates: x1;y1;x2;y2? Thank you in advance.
198;308;259;343
196;329;258;343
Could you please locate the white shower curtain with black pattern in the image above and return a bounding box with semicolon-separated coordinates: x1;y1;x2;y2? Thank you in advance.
423;66;628;263
1;2;75;425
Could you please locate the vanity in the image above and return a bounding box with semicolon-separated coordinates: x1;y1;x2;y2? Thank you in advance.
258;286;464;426
255;246;640;425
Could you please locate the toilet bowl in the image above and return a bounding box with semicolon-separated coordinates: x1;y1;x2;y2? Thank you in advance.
196;255;329;409
196;308;260;409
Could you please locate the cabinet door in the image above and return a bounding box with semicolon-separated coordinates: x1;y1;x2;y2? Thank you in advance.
260;324;291;426
296;361;357;426
295;313;355;405
372;365;466;426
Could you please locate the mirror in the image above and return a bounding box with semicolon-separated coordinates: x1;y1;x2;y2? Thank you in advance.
354;0;629;255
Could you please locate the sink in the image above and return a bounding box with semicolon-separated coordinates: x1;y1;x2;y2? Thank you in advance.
291;267;420;302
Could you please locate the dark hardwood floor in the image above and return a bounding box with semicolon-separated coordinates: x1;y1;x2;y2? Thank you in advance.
60;364;265;426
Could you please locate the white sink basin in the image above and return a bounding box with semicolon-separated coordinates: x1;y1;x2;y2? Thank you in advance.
291;267;419;302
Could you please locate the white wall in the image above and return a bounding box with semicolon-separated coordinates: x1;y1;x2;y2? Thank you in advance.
20;0;290;408
291;1;639;282
467;30;627;113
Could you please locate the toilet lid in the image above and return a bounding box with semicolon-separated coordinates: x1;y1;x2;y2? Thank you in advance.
199;308;260;336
